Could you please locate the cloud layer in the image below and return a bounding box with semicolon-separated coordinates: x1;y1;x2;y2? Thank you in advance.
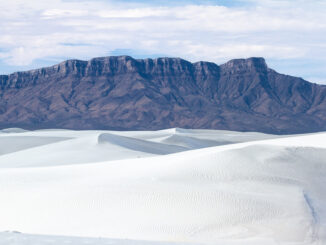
0;0;326;83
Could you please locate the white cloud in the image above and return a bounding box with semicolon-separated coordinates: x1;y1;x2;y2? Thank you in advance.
0;0;326;83
97;8;170;18
42;9;88;19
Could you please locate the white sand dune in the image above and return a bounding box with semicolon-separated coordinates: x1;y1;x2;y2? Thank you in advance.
0;129;325;245
0;136;71;156
0;132;188;168
0;231;193;245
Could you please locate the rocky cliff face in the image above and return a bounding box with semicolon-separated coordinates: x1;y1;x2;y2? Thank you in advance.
0;56;326;134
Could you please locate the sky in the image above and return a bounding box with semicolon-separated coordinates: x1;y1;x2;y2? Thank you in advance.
0;0;326;84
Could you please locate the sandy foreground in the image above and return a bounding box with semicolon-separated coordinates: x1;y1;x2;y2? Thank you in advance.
0;128;325;245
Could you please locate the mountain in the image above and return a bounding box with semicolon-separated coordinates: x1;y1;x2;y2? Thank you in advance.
0;56;326;134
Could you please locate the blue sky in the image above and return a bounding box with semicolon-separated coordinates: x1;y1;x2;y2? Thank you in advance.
1;0;326;84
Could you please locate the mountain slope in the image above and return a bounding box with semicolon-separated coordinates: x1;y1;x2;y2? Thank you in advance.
0;56;326;133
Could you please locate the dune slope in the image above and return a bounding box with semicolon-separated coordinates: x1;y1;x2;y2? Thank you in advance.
0;129;325;245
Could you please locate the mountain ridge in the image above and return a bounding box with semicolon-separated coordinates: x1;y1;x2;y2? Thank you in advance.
0;56;326;134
